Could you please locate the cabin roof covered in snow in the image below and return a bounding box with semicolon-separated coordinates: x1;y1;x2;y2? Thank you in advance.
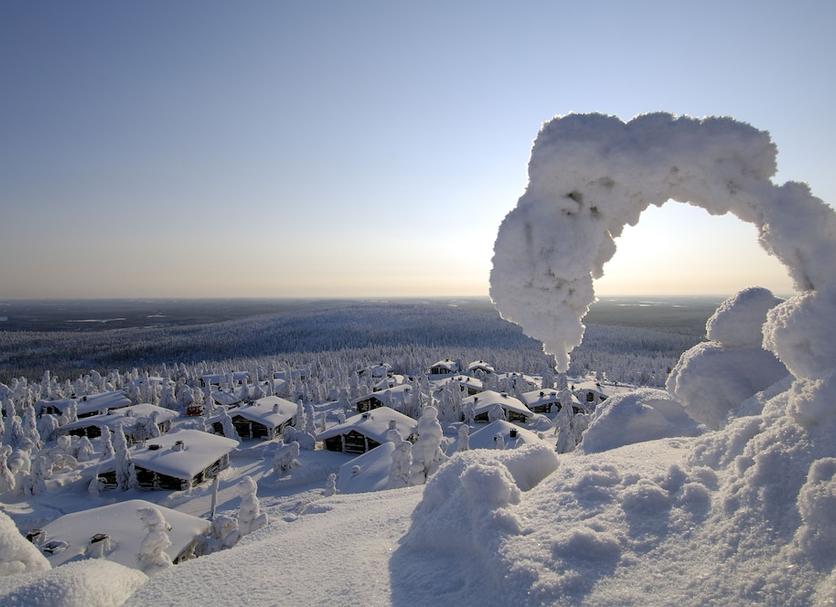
336;441;396;494
59;404;178;433
468;420;545;450
42;499;210;569
230;396;297;428
102;429;238;480
318;406;416;443
357;383;413;403
61;391;133;416
463;390;534;418
430;359;458;370
467;360;495;373
208;390;241;407
519;389;560;407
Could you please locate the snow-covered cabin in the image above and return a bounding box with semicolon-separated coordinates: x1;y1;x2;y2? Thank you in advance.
226;396;297;440
435;374;483;396
335;442;397;494
572;380;608;407
59;404;177;443
372;373;407;391
356;362;393;380
272;368;309;382
200;371;249;388
39;391;133;419
467;360;495;375
208;390;242;409
355;384;413;413
463;390;534;423
468;420;545;450
39;500;210;568
497;372;540;393
429;359;460;377
319;407;416;454
519;389;560;414
98;429;239;491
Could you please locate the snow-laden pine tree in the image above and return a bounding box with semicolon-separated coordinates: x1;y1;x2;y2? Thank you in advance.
75;436;94;462
218;408;239;441
410;405;446;484
137;506;173;572
101;425;114;459
0;451;15;493
113;425;135;490
237;476;268;535
454;424;470;452
272;441;300;476
388;439;413;489
324;472;337;496
488;404;506;423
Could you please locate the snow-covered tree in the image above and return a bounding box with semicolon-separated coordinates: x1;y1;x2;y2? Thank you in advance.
488;404;506;423
324;472;337;496
272;441;300;476
201;514;240;555
218;408;239;441
388;439;413;489
0;451;15;493
101;425;114;458
37;414;59;444
454;424;470;452
410;405;446;484
492;432;506;449
137;506;173;572
75;436;95;462
113;425;136;490
385;419;403;444
237;476;268;536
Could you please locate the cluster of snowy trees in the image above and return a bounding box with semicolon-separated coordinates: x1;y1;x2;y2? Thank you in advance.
0;301;700;389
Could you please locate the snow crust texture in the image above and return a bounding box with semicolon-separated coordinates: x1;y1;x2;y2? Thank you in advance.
490;113;836;374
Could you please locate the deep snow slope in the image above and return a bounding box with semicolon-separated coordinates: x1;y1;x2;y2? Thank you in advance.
126;488;423;607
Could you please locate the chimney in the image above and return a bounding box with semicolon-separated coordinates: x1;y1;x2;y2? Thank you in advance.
173;440;185;452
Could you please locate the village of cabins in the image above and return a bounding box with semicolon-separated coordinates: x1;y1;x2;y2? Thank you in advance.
0;358;622;573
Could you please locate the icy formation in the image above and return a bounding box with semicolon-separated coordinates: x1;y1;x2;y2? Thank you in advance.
0;511;50;576
490;113;836;374
580;388;702;453
668;288;789;428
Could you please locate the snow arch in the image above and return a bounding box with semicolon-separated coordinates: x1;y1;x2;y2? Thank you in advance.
490;113;836;378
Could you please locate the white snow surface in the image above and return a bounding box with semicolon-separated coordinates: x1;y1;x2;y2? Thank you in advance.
0;559;147;607
0;510;50;576
580;388;702;453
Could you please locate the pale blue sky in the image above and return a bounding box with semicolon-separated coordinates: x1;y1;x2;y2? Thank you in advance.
1;0;834;298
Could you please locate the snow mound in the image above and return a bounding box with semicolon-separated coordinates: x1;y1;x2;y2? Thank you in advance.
490;113;836;374
0;510;50;576
706;287;783;347
667;341;788;429
580;388;702;453
336;442;395;494
0;559;147;607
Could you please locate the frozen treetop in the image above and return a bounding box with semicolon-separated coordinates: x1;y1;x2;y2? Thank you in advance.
232;396;297;429
42;499;209;569
705;287;782;347
462;390;534;418
100;429;238;480
318;406;417;444
59;403;177;434
491;113;836;374
468;420;545;450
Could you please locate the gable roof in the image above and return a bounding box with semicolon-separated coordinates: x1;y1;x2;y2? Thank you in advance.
230;396;297;429
68;391;133;417
59;404;178;434
430;359;459;371
318;407;416;444
462;390;534;418
467;360;495;373
42;499;210;569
